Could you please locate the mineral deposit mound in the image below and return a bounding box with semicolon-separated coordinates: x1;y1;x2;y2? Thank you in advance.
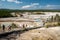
16;27;60;40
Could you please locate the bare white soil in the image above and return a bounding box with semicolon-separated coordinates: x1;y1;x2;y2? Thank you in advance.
16;27;60;40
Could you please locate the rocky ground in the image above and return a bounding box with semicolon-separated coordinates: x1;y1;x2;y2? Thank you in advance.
0;27;60;40
0;28;21;40
16;27;60;40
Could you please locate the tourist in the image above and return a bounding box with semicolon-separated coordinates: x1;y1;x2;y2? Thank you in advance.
23;24;25;28
8;25;11;31
2;25;5;31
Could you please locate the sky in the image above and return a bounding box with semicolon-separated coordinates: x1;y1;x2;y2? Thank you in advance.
0;0;60;10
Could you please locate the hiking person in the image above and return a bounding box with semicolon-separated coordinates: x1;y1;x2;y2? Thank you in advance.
8;25;11;31
23;24;25;28
2;25;5;31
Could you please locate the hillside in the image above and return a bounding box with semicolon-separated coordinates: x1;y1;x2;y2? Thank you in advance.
0;9;60;18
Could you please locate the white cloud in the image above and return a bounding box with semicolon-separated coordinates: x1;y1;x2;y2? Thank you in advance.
22;5;31;9
21;3;39;9
7;0;22;4
45;5;60;9
31;3;39;6
1;0;22;4
44;5;54;9
14;0;22;4
7;0;15;2
39;5;60;9
46;5;51;8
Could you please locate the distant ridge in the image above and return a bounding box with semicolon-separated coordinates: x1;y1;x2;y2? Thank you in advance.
0;9;60;12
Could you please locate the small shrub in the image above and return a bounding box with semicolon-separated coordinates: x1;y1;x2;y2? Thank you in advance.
11;23;18;28
0;24;1;29
45;26;49;28
58;22;60;26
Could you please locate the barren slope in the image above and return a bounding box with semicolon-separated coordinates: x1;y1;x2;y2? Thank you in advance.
17;27;60;40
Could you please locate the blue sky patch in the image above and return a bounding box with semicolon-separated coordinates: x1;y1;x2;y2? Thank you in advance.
0;0;60;10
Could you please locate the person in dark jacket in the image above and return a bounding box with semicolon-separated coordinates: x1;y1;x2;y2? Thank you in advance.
2;25;5;31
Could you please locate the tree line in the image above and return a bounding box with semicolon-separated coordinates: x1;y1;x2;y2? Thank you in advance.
0;9;60;18
47;14;60;22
